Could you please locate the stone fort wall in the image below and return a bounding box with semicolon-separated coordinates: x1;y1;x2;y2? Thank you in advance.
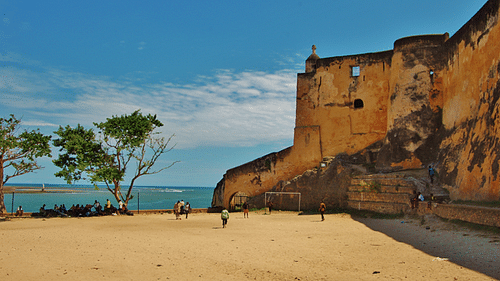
212;0;500;208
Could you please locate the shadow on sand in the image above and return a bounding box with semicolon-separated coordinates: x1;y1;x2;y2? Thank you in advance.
353;216;500;280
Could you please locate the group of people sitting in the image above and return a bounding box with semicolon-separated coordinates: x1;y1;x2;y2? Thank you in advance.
173;200;190;220
34;199;133;217
411;191;440;209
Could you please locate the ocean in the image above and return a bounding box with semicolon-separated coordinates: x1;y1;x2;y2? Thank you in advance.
3;184;214;213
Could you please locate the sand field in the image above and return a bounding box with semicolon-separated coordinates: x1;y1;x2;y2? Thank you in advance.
1;211;499;280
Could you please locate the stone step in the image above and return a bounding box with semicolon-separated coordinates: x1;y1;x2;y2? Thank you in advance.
348;185;414;194
351;178;415;187
353;174;405;179
347;192;411;204
347;201;410;214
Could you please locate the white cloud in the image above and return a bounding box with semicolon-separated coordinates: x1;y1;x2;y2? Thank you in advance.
1;63;299;149
21;120;59;127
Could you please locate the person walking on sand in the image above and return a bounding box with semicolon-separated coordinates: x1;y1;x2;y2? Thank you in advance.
319;201;326;221
267;201;273;214
174;201;181;220
242;201;249;218
221;208;229;228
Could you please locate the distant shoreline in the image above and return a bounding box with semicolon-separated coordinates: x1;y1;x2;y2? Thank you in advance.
3;186;92;194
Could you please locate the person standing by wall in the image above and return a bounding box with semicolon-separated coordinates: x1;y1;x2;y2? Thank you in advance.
242;201;249;218
319;201;326;221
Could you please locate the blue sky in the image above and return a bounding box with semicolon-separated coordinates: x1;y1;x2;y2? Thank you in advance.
0;0;487;187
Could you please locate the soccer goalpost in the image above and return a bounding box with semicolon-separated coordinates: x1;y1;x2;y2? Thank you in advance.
265;192;301;212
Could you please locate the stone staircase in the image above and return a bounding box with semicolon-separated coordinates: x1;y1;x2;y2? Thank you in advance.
347;174;417;214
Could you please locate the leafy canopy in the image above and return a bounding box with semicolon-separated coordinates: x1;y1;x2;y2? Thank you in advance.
53;110;177;204
0;114;52;214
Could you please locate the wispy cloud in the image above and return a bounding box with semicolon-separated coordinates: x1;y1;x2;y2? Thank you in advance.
1;60;299;149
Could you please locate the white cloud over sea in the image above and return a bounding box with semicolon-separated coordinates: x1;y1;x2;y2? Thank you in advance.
0;59;299;149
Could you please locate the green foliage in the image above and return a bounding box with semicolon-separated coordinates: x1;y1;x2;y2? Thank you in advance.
358;181;382;193
52;110;178;204
0;114;52;213
52;124;110;183
264;159;271;171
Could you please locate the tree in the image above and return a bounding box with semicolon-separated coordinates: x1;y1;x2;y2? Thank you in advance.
53;110;178;206
0;115;52;214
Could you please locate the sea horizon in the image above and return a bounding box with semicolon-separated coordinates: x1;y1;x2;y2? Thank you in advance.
4;182;214;190
3;183;215;214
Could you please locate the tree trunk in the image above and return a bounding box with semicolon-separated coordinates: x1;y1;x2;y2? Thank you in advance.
0;164;6;215
0;184;6;215
112;181;122;205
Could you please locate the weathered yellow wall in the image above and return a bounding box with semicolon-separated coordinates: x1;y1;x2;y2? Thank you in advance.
299;52;391;157
219;53;392;208
220;137;321;208
214;0;500;208
377;34;449;170
438;0;500;200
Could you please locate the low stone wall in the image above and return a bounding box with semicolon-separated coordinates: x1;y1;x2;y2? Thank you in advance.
130;208;209;215
347;174;500;228
429;204;500;228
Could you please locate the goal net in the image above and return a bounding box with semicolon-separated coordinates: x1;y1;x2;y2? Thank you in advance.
265;192;301;212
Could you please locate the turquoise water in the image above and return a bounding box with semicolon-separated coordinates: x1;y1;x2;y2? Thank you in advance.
3;184;214;213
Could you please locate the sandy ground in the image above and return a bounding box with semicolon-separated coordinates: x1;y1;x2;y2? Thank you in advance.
0;211;499;281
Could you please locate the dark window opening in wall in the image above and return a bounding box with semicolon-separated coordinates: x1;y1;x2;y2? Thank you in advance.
352;66;360;77
354;99;364;109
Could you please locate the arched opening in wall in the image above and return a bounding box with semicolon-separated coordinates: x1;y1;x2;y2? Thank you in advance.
229;191;248;211
354;99;364;109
